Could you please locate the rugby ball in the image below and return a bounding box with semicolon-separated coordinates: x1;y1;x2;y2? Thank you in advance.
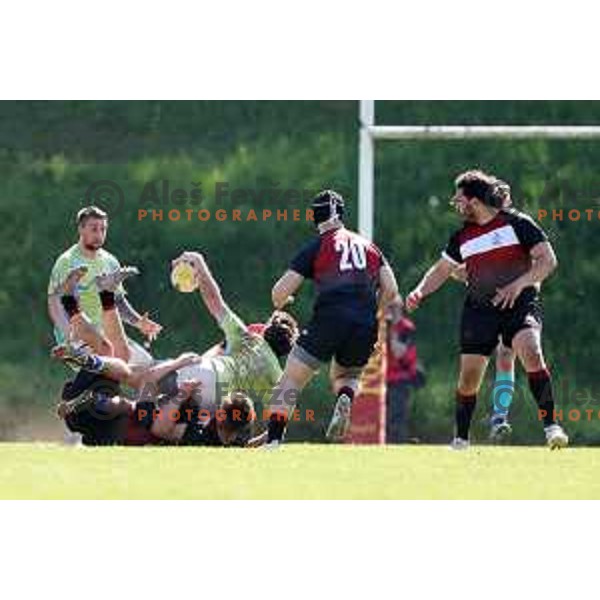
171;261;197;293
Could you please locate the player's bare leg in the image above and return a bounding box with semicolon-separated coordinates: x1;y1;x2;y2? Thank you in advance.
512;327;568;449
96;267;140;362
267;354;316;444
54;345;203;403
98;295;130;362
69;313;114;357
102;304;131;362
496;344;516;373
52;270;142;383
126;352;204;391
451;354;489;449
55;266;114;356
458;354;489;395
52;344;131;381
274;355;316;410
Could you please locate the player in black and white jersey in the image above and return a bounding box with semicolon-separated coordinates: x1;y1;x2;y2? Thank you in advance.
406;170;568;449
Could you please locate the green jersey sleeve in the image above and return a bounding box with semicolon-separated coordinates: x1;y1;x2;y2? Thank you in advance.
219;306;248;354
48;254;74;295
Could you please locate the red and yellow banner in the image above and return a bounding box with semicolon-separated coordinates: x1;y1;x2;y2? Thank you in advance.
346;317;387;444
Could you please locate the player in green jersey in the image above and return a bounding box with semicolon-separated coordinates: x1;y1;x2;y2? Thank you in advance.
165;251;298;415
53;250;299;445
47;206;162;364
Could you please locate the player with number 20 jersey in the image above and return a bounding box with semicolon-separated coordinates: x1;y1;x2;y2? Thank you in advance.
267;189;400;444
291;221;386;368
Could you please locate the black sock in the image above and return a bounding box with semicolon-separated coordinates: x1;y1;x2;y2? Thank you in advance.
60;295;80;319
99;290;116;311
62;370;102;400
455;392;477;440
528;369;555;427
267;410;288;443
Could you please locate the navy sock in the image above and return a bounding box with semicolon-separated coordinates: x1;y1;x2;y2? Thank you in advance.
99;290;116;311
267;410;288;443
527;369;555;427
60;295;80;319
456;392;477;440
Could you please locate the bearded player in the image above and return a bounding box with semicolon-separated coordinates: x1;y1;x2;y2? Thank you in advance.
406;170;568;450
450;180;517;442
47;206;162;364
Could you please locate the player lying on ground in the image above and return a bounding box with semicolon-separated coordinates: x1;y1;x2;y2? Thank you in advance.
58;369;258;447
168;251;299;443
266;189;401;446
54;251;299;445
48;205;161;364
406;169;568;449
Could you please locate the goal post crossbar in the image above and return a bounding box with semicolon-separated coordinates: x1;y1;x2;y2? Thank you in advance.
358;99;600;240
368;125;600;140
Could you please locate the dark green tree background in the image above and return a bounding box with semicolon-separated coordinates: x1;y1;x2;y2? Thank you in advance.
1;101;599;443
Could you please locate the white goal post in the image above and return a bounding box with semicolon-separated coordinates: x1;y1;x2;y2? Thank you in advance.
358;100;600;240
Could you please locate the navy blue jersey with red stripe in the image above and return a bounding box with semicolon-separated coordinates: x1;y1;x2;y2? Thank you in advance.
290;226;386;322
442;210;547;304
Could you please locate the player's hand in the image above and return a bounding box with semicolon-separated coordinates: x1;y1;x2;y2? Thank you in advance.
175;352;202;367
405;289;423;313
56;401;70;419
173;251;204;271
138;312;163;340
492;279;525;310
450;265;468;285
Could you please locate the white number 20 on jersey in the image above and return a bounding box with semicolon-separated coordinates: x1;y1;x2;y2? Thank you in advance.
335;238;367;271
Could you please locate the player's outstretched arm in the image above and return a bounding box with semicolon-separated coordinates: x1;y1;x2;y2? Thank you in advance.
406;257;456;312
114;295;162;341
272;270;304;309
174;251;228;322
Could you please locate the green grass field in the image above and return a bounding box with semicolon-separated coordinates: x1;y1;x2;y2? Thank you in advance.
1;443;599;499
